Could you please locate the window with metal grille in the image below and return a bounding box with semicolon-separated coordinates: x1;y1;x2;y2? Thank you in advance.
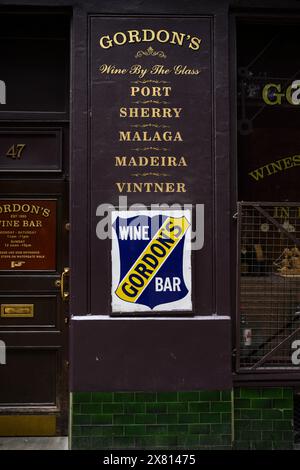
237;203;300;370
235;18;300;372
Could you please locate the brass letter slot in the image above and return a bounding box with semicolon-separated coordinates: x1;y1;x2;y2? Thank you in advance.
1;304;34;318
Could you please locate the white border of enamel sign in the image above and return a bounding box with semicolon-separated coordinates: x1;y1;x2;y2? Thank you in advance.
111;210;192;312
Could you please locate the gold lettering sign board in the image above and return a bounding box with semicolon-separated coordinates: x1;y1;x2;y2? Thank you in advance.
0;199;56;270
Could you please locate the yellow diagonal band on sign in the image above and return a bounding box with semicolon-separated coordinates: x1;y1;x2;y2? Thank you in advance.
115;216;190;303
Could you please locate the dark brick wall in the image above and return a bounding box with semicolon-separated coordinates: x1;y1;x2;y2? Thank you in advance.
234;388;294;450
71;391;232;449
71;388;295;449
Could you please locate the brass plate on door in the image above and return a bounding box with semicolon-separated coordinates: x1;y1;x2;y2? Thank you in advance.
0;415;56;436
1;304;34;317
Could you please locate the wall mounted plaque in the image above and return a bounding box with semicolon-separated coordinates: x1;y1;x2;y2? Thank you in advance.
89;16;213;314
111;209;192;312
90;17;212;203
0;199;56;270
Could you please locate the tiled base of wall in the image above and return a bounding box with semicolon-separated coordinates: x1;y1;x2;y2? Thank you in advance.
71;388;294;450
71;391;232;449
234;388;294;450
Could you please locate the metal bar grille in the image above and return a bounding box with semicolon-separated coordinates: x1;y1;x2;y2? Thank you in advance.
237;203;300;370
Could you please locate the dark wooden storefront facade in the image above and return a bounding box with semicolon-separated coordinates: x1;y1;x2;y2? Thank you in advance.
0;0;299;450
